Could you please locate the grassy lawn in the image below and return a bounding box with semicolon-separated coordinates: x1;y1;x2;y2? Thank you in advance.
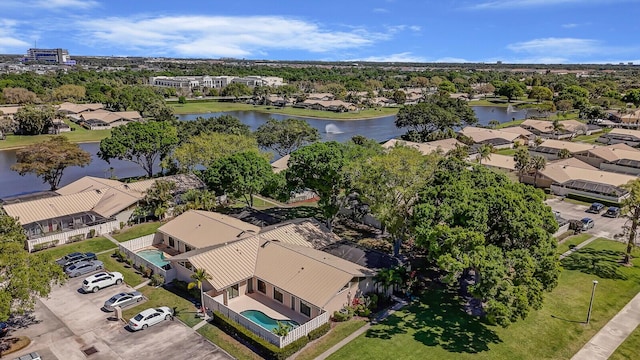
112;222;162;242
573;128;611;144
328;239;640;360
295;319;368;360
34;237;116;259
610;325;640;360
197;323;263;360
495;148;518;156
495;119;525;128
121;285;203;328
169;101;398;119
0;122;110;150
98;249;146;287
556;233;593;255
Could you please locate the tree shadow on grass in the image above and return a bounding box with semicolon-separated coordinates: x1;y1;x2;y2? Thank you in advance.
262;206;323;221
561;248;627;280
365;290;502;354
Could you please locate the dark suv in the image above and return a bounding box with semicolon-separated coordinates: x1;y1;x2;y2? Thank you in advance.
586;202;605;214
603;206;621;218
56;252;97;268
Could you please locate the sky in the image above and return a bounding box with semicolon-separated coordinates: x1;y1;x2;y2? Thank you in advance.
0;0;639;64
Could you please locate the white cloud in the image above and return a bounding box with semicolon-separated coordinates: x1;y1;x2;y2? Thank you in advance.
76;15;391;58
35;0;99;9
562;23;578;28
0;19;29;53
468;0;636;10
434;57;470;63
507;37;600;56
349;52;427;63
372;8;389;13
409;25;422;32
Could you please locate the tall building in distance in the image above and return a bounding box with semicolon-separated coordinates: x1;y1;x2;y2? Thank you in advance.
24;48;76;65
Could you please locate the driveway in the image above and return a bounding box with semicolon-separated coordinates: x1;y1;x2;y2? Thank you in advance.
547;198;627;240
9;274;232;360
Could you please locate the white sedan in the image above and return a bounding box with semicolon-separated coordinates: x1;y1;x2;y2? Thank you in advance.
128;307;174;331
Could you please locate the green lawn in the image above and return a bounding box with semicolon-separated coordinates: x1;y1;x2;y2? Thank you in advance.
112;222;162;242
295;319;368;360
556;233;593;255
573;128;611;144
328;239;640;360
121;285;204;328
495;120;525;129
0;121;110;150
495;148;518;156
610;325;640;360
98;249;146;287
197;323;263;360
34;237;116;259
169;101;398;119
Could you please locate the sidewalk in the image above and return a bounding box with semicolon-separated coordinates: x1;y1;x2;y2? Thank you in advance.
559;235;597;260
103;233;119;245
311;296;408;360
572;292;640;360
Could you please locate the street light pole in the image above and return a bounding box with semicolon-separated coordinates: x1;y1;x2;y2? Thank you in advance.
586;280;598;324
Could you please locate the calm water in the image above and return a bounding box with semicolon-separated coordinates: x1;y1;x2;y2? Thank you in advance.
0;106;527;198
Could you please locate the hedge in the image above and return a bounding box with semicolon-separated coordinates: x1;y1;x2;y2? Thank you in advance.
307;322;331;341
212;310;311;360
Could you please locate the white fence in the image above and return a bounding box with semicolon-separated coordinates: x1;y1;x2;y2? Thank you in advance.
27;220;120;252
119;235;176;283
203;293;330;348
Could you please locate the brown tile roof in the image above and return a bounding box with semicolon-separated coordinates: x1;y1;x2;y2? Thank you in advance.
520;119;587;134
577;144;640;163
382;138;464;155
3;191;103;225
460;126;524;143
535;139;598;154
270;154;290;173
540;164;636;186
499;126;533;137
475;153;516;171
0;106;21;115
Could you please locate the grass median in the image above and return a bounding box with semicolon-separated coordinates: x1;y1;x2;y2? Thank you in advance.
295;319;368;360
328;239;640;360
121;285;203;328
112;222;162;242
556;233;592;255
34;237;116;259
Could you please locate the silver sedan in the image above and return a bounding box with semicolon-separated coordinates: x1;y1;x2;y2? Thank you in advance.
65;260;103;278
103;291;144;312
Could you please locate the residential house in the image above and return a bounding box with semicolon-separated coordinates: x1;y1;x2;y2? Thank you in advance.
270;154;290;174
597;128;640;147
520;119;600;139
2;174;204;251
80;109;143;130
523;158;634;203
459;126;530;149
381;138;466;156
0;105;21;120
297;99;357;112
48;119;71;134
573;143;640;175
56;102;104;115
607;109;640;124
471;153;517;172
499;126;536;141
529;139;598;160
305;93;335;101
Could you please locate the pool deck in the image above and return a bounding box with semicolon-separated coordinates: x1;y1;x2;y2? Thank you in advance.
227;293;309;324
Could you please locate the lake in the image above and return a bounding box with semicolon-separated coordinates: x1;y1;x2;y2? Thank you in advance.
0;105;527;198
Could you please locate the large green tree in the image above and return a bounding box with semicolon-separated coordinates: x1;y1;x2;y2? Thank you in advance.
528;86;553;103
170;132;259;172
99;121;179;177
11;136;91;190
14;105;55;135
205;151;273;207
351;144;439;256
0;213;65;322
622;89;640;107
177;115;251;143
139;180;176;220
621;179;640;265
413;159;559;327
496;81;525;102
255;118;320;156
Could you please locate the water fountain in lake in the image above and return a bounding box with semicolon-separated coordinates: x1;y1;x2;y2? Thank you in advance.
325;123;343;134
506;104;516;113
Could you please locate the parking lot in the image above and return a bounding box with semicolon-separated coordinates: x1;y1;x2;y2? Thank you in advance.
547;198;627;240
9;274;232;360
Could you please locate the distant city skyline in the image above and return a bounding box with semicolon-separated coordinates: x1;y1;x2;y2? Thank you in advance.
1;0;639;64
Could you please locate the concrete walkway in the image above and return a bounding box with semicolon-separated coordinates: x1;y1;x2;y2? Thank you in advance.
559;235;598;260
103;233;119;245
311;296;409;360
572;291;640;360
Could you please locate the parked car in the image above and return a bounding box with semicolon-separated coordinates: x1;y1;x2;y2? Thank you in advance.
603;206;621;218
65;260;103;277
586;202;605;214
82;271;124;293
128;307;174;331
103;291;144;311
0;321;8;337
581;217;595;230
13;352;41;360
56;252;97;268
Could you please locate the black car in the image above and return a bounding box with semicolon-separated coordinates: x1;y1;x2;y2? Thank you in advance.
56;252;97;268
603;206;621;218
586;202;605;214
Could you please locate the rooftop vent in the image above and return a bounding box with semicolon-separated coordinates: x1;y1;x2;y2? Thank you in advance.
81;346;99;356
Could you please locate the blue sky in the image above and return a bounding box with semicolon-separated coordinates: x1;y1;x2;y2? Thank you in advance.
0;0;639;64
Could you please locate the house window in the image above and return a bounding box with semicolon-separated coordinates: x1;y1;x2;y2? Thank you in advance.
257;279;266;293
228;284;239;299
300;301;311;317
168;237;175;248
273;288;283;303
291;296;296;311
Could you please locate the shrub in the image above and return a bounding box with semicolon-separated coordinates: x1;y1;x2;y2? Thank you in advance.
307;322;331;341
212;311;309;360
68;234;85;243
32;240;59;251
119;221;126;229
150;274;164;286
88;229;96;238
367;293;379;311
332;307;353;322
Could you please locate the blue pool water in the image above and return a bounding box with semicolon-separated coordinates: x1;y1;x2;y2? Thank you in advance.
241;310;299;332
136;249;169;267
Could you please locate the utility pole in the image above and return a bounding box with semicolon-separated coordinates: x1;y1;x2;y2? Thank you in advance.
586;280;598;324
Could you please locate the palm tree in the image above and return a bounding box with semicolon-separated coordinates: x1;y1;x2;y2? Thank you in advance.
488;120;500;129
188;268;212;316
550;119;565;137
530;155;547;187
534;137;544;147
621;179;640;265
513;148;531;183
374;268;395;296
476;144;494;165
558;148;572;159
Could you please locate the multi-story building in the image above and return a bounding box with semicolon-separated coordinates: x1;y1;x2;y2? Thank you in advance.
148;75;283;89
24;48;75;65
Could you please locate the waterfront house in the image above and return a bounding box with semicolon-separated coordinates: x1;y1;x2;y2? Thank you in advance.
520;119;600;139
597;128;640;147
573;143;640;175
459;126;530;149
529;139;598;160
381;138;465;155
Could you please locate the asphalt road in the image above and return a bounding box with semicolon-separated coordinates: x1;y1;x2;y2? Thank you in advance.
547;198;627;240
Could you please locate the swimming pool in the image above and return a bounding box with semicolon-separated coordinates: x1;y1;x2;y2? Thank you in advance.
241;310;299;332
136;249;169;267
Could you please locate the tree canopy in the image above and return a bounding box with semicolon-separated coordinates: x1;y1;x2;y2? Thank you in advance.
14;105;55;135
255;118;320;156
11;136;91;190
413;159;559;327
169;132;259;172
177;115;251;143
99;121;179;177
496;81;526;102
0;213;65;321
